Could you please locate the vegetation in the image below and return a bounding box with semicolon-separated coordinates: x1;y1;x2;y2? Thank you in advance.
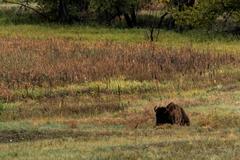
174;0;240;32
1;0;239;32
0;2;239;160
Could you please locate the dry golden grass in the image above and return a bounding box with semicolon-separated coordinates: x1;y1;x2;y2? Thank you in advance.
0;37;239;85
0;37;239;102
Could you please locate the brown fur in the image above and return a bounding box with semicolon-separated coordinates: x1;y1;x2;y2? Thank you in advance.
154;102;190;126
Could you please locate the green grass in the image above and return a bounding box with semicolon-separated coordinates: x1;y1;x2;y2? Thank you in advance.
0;121;33;131
0;127;239;160
0;3;239;53
0;99;239;159
0;24;239;52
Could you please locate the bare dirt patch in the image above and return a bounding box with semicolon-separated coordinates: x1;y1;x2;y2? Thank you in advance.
0;130;124;143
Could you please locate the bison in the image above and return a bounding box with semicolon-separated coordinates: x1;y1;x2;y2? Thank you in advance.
154;102;190;126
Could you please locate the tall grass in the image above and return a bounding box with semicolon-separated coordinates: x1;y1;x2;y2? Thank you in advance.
0;37;239;85
0;37;239;101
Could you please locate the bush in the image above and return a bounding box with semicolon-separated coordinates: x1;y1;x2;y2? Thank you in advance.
172;0;240;31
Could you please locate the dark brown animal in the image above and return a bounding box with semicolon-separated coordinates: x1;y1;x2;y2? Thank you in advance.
154;102;190;126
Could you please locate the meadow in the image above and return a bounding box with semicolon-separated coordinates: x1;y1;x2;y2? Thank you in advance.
0;6;240;159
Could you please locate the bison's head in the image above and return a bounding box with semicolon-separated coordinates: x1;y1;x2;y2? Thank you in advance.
154;106;170;125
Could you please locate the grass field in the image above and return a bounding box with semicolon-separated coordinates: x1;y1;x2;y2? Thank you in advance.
0;24;240;52
0;6;240;159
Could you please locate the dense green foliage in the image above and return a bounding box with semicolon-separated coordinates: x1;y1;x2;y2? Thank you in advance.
173;0;240;32
23;0;149;26
90;0;138;27
33;0;90;23
1;0;240;32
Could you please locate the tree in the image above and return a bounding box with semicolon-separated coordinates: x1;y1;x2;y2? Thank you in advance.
3;0;50;20
5;0;90;23
90;0;149;27
34;0;90;23
149;0;196;31
3;0;151;26
170;0;195;10
173;0;240;31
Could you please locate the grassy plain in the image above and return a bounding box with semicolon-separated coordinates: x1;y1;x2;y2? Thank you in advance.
0;24;240;52
0;6;240;159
